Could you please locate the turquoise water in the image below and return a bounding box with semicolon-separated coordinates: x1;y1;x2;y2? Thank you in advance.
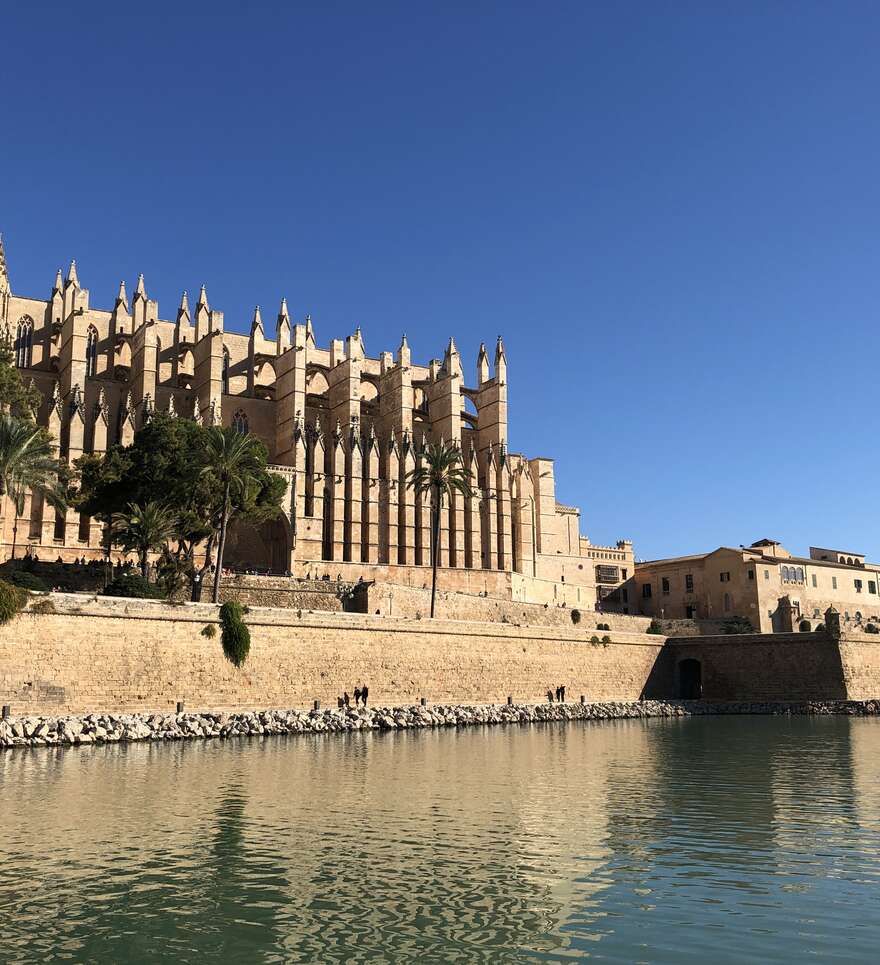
1;716;879;963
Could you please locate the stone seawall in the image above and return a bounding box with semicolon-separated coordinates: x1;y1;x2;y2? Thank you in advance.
3;698;880;750
0;595;665;715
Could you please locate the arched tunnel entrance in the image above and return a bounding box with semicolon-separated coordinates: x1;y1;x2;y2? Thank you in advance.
223;516;292;575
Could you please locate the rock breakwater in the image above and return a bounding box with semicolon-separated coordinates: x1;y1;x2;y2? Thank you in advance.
2;698;880;749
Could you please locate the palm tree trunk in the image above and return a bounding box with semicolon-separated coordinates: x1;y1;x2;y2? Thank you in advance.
140;546;149;580
11;511;18;562
430;482;441;618
212;481;231;604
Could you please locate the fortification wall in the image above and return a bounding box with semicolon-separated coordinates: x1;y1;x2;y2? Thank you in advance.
217;577;351;611
358;580;653;631
665;633;852;701
0;596;665;715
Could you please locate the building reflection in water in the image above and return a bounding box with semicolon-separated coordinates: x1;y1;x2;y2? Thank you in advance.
1;717;879;962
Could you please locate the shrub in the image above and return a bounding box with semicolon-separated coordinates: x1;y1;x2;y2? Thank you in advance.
201;624;217;639
721;616;754;635
865;623;880;635
596;622;610;631
590;635;601;646
28;598;56;616
815;623;825;633
799;619;812;633
219;600;250;668
102;573;164;599
9;570;49;592
646;619;663;635
601;634;612;645
0;580;28;624
570;608;581;625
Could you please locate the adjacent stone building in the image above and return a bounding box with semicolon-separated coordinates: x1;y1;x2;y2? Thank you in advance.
0;235;633;609
627;539;880;633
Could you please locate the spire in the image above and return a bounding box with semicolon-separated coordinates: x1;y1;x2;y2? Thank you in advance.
53;268;63;295
197;284;208;309
177;290;190;324
495;334;507;381
115;280;129;312
0;234;9;295
134;272;146;299
477;342;489;383
250;305;264;338
66;259;79;288
276;297;291;348
447;335;457;356
397;333;411;366
305;313;315;343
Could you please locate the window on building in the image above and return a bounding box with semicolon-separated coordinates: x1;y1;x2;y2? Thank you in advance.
723;592;731;612
232;409;249;435
855;579;863;593
811;574;817;588
748;569;754;580
764;569;770;580
685;574;694;592
621;569;627;581
813;608;820;618
661;577;670;595
642;584;652;599
222;348;230;395
870;581;877;595
85;325;98;378
832;576;838;589
796;567;804;583
15;316;34;368
720;572;731;583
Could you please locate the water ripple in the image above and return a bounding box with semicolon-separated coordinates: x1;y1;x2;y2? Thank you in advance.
0;717;879;961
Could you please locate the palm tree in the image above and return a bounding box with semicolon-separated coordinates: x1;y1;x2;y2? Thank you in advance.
110;501;177;579
406;441;472;618
0;414;66;558
201;427;266;603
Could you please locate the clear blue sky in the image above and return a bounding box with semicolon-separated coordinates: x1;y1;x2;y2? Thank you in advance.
3;1;879;561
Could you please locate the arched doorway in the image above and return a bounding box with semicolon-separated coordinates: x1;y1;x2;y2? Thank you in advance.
223;516;292;574
678;658;702;699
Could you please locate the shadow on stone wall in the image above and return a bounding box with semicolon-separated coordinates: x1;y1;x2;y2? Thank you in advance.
642;632;849;702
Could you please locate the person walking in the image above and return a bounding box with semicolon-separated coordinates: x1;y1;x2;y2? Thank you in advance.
343;692;351;709
547;688;554;703
560;685;566;703
362;684;369;707
354;686;362;707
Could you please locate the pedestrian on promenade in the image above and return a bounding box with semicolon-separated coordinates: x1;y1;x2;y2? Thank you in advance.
362;684;369;707
547;689;554;703
344;692;351;708
354;686;362;707
560;685;566;702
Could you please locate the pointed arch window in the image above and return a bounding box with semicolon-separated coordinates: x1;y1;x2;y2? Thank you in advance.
222;348;230;395
15;316;33;368
232;409;249;436
85;325;99;378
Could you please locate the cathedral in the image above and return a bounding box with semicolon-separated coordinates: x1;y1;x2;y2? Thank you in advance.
0;235;633;610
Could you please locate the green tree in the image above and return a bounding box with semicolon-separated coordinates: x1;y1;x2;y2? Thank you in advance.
74;415;284;591
110;501;178;579
202;427;273;603
405;441;472;618
0;333;41;419
0;413;66;558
